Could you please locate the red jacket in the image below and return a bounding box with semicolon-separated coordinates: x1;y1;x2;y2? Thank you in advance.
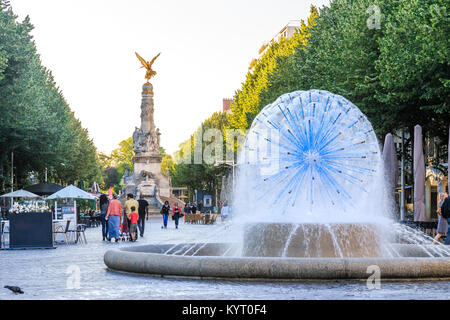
172;206;181;215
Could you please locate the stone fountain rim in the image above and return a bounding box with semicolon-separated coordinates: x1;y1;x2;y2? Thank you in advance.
104;243;450;281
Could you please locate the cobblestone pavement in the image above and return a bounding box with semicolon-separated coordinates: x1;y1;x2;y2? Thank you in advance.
1;218;449;300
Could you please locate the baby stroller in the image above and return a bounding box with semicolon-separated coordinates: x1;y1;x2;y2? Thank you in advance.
119;218;131;242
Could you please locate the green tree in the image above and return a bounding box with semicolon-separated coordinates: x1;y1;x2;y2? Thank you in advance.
171;0;450;199
109;136;134;176
161;154;174;175
170;111;231;199
0;2;100;191
376;0;450;141
228;5;319;131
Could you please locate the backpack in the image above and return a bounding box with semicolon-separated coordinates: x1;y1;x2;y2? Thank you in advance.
442;198;450;219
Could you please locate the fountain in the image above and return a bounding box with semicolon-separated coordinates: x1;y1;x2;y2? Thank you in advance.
236;89;388;259
104;90;450;280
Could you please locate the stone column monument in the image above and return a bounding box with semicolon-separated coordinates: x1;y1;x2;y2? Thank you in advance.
125;52;170;205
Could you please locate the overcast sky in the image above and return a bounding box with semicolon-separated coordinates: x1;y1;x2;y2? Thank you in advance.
10;0;330;155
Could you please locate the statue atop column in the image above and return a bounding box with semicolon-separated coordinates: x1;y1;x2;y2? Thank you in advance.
133;52;161;156
129;51;171;203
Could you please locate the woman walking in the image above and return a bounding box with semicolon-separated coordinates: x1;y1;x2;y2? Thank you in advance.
433;192;448;244
172;203;182;229
99;194;109;241
105;194;122;242
160;201;170;229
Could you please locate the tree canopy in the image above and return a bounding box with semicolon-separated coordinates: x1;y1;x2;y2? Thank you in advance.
170;0;449;195
0;2;100;191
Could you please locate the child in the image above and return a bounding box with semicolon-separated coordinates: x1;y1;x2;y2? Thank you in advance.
129;206;139;242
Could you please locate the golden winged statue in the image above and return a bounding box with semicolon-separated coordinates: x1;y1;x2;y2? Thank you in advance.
135;52;161;82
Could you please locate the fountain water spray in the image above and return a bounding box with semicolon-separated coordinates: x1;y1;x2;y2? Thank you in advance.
235;90;391;225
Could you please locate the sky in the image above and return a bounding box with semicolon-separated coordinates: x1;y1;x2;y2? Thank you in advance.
9;0;330;155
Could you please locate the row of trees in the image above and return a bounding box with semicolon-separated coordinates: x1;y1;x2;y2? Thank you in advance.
170;0;449;195
230;0;449;174
0;2;101;192
231;0;449;138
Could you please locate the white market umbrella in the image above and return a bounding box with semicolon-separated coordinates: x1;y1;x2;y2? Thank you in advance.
0;189;41;198
46;185;96;200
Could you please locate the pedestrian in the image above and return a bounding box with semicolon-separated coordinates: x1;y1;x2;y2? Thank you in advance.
124;193;139;240
137;194;149;237
221;202;229;222
160;201;170;229
433;192;448;244
191;202;197;214
198;200;204;214
440;193;450;245
99;194;109;241
184;203;191;215
172;202;182;229
105;194;122;242
129;206;139;242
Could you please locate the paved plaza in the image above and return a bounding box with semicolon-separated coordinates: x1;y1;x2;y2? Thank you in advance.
0;218;449;300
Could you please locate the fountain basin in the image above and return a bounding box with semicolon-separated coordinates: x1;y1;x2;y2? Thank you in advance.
242;223;384;258
104;243;450;280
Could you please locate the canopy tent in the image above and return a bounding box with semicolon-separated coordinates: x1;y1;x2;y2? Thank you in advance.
46;185;95;235
0;189;41;198
24;182;64;197
47;185;96;200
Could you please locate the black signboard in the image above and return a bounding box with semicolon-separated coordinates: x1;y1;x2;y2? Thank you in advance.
9;212;54;249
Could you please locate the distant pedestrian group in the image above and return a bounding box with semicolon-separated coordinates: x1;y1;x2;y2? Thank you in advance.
102;193;149;242
180;202;199;215
160;201;184;229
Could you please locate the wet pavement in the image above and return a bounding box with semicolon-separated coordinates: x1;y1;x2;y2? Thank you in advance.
0;217;449;300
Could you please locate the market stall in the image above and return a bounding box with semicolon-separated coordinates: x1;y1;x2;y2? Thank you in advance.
0;190;53;249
